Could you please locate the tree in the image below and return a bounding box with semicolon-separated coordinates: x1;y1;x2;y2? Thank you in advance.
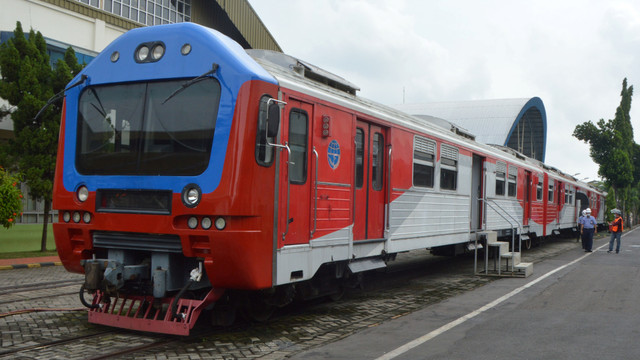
0;22;82;251
573;78;635;216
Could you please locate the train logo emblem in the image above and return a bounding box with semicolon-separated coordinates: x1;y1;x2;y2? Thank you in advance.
328;140;340;170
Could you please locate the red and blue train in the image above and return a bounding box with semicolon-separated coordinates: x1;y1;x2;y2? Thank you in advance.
53;23;605;335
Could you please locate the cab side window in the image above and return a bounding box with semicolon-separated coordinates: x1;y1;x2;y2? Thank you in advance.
255;95;275;166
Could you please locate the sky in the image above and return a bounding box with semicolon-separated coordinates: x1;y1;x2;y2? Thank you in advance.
248;0;640;182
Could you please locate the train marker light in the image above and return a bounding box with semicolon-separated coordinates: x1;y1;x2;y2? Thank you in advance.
72;212;81;223
322;115;331;137
83;212;92;224
63;211;71;223
151;44;165;60
188;216;198;229
201;217;212;230
181;43;192;55
182;184;202;208
110;51;120;62
214;217;226;230
77;186;89;202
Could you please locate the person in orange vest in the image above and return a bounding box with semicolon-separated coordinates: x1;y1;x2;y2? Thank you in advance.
608;209;624;254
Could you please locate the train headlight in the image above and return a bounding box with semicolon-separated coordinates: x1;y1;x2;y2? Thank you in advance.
83;212;92;224
181;184;201;208
201;217;212;230
136;45;149;62
151;44;165;60
188;216;198;229
214;217;226;230
72;212;81;223
77;186;89;202
63;211;71;223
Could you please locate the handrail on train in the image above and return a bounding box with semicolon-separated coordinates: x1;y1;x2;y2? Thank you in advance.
476;199;523;274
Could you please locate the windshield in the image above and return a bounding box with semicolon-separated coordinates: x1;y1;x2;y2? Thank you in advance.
76;78;221;175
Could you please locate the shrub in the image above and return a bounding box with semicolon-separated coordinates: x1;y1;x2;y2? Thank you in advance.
0;167;23;229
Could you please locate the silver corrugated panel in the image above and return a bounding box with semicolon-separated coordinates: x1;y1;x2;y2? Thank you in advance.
216;0;282;52
508;165;518;176
414;135;436;155
496;161;507;174
441;143;459;161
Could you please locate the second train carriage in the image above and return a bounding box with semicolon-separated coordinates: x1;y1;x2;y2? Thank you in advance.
52;23;605;335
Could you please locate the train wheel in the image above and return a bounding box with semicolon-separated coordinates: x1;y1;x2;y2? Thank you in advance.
210;303;237;327
523;236;532;250
242;300;275;322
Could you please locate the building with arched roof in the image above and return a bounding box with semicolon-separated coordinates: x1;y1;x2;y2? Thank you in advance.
394;97;547;162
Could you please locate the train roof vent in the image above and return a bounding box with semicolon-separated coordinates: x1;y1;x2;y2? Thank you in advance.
247;49;360;95
414;115;476;140
489;144;527;160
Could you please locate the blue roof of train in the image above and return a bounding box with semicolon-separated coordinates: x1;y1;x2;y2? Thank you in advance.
61;23;277;194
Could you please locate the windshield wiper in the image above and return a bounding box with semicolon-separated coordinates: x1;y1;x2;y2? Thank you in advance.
161;63;219;105
34;74;88;121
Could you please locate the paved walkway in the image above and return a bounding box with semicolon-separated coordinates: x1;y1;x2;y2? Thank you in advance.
0;255;61;270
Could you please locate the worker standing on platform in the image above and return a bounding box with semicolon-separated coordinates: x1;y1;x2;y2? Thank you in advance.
608;209;623;254
578;210;586;247
580;208;597;252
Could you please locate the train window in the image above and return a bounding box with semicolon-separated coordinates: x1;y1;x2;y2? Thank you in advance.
76;78;220;175
536;179;543;201
255;95;275;166
495;161;506;196
413;136;435;188
289;109;308;184
372;133;384;191
508;166;517;197
440;144;458;191
355;128;364;189
548;180;554;202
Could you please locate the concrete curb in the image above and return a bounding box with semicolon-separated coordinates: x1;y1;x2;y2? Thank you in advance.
0;261;63;271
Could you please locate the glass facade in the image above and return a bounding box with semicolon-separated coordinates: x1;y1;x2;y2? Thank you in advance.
77;0;191;26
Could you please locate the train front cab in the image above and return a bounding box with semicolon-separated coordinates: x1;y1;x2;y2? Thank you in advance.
52;23;284;335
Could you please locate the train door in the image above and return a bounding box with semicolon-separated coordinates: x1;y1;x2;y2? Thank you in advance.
281;98;313;245
523;170;532;225
471;155;484;230
354;119;386;240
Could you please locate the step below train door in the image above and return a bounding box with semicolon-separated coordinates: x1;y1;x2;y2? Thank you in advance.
353;119;386;241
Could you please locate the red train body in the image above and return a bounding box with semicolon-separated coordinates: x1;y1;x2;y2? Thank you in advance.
53;23;605;335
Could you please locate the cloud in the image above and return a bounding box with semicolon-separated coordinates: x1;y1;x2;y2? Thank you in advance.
249;0;640;181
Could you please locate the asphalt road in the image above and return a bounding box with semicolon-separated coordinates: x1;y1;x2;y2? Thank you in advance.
293;228;640;360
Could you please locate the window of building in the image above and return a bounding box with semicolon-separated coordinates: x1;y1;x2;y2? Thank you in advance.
440;144;458;191
288;109;308;184
79;0;191;26
372;132;384;191
255;96;276;166
495;161;506;196
508;166;517;197
413;136;435;188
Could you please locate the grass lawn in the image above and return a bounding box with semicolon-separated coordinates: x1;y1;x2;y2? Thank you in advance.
0;223;57;258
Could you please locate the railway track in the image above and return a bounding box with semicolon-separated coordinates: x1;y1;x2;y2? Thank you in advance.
0;238;582;359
